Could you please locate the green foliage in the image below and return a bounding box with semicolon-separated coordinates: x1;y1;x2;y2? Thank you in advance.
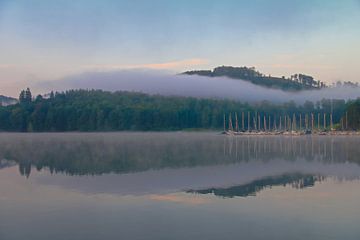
19;88;32;104
0;89;348;132
346;99;360;130
183;66;325;91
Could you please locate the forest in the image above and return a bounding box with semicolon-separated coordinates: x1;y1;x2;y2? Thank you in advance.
183;66;326;91
0;88;357;132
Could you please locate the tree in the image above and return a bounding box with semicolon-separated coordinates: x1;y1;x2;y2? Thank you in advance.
25;88;32;102
19;88;32;103
19;90;26;103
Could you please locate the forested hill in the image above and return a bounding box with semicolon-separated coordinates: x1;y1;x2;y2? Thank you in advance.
183;66;325;91
0;89;350;132
0;95;17;106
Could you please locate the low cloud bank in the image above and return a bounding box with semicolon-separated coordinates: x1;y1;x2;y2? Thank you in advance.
36;69;360;103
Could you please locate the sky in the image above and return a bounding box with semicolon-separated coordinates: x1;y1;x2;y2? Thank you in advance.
1;0;360;97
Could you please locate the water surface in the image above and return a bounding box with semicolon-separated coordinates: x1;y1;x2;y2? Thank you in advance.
0;132;359;240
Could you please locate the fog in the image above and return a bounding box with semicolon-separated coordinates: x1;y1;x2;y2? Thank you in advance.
36;69;360;103
2;132;360;196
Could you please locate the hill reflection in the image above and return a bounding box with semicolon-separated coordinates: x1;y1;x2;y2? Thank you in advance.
188;173;326;198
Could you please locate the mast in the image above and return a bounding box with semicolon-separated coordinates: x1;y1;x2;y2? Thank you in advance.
235;113;239;132
331;98;333;129
223;114;226;132
323;113;326;130
253;116;257;131
311;113;314;130
279;116;282;130
229;113;233;131
242;112;245;131
330;113;333;130
346;111;348;130
274;115;277;130
268;115;271;131
258;114;261;131
299;114;302;130
292;113;296;131
247;112;250;131
264;115;267;132
288;115;291;131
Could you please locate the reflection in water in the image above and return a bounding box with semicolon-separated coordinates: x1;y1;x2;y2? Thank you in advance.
0;159;16;169
1;133;360;240
188;173;326;198
0;133;359;197
0;133;359;178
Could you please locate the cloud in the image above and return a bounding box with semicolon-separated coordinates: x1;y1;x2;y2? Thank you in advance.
82;58;208;71
266;63;333;71
149;194;208;205
35;69;360;104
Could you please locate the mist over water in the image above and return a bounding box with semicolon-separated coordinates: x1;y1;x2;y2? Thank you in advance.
36;69;360;103
1;132;360;240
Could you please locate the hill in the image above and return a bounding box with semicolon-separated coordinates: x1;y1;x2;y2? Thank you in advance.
183;66;325;91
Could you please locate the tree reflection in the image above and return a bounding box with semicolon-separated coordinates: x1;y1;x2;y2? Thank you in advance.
187;173;326;198
0;133;359;177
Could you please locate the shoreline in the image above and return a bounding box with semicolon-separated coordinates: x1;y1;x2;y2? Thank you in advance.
223;130;360;136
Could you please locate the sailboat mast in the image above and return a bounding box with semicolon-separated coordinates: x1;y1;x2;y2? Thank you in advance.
229;113;233;131
311;113;314;130
274;115;277;130
263;115;266;131
330;113;333;130
235;113;239;132
346;111;348;130
279;116;282;130
223;114;226;132
292;113;296;131
242;112;245;131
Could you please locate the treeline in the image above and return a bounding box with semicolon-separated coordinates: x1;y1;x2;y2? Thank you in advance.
183;66;324;91
0;89;352;132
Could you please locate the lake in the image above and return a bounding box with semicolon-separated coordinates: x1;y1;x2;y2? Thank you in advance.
0;132;360;240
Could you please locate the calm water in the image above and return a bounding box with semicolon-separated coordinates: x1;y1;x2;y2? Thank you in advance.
0;132;360;240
